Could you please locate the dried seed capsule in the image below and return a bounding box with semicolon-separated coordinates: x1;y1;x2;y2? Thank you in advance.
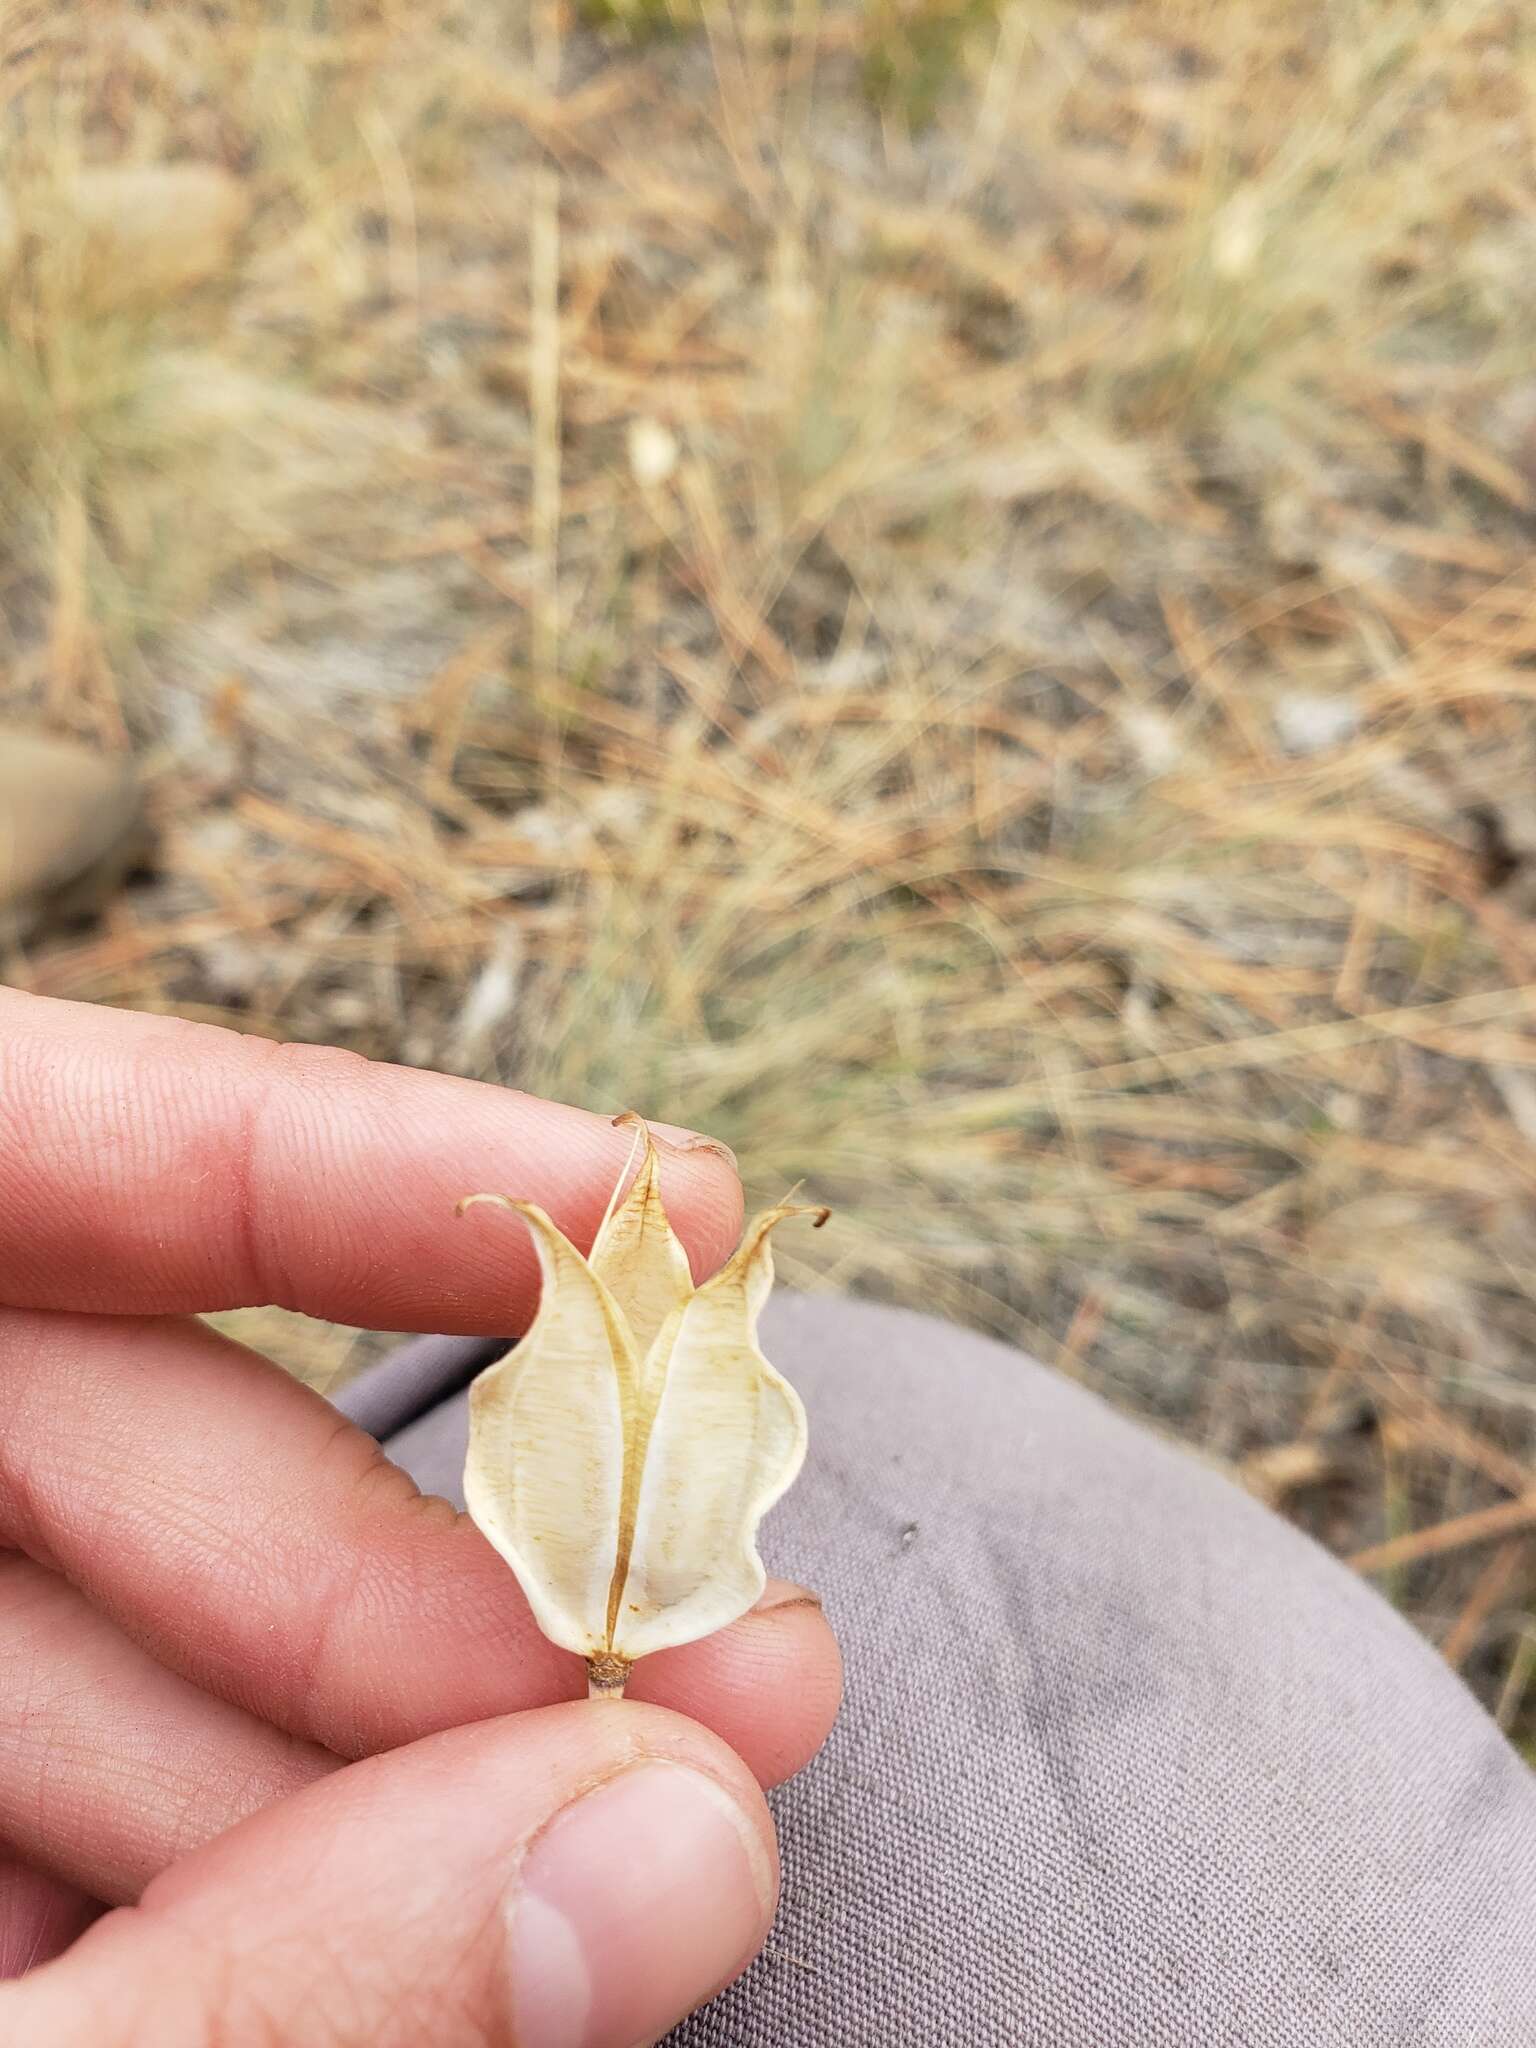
460;1119;826;1696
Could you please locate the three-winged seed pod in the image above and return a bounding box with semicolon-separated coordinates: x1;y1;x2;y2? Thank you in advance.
459;1117;828;1699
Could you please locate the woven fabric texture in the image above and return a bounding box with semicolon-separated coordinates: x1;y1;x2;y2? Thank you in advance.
340;1295;1536;2046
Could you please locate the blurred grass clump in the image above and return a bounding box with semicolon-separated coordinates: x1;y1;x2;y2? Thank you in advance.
4;0;1536;1737
861;0;1002;127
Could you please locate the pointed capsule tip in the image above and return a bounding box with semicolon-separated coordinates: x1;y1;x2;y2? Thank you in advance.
812;1206;832;1229
455;1191;519;1219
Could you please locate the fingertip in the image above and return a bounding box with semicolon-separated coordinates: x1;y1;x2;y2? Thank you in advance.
627;1594;843;1788
507;1747;774;2048
642;1134;744;1283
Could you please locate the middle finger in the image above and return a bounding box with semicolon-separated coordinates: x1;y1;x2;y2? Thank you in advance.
0;1307;841;1782
0;1553;335;1900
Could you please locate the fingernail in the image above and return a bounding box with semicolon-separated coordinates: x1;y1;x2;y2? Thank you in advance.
631;1117;739;1170
753;1577;822;1615
508;1761;775;2048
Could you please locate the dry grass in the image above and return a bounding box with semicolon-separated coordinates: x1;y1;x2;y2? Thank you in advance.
4;0;1536;1743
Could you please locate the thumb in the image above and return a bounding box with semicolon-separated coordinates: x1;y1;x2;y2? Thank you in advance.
1;1703;778;2048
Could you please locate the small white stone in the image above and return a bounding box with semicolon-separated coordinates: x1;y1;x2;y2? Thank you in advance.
1273;692;1360;756
627;416;680;487
1121;707;1182;775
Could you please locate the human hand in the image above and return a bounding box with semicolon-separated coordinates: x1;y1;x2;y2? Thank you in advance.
0;989;841;2044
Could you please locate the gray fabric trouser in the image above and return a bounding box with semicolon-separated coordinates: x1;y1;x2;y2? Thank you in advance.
336;1295;1536;2046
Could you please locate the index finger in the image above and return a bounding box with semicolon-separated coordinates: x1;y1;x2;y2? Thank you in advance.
0;990;742;1327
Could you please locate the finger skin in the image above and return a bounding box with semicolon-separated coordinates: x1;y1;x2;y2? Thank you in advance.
0;989;742;1326
0;1555;334;1902
0;1556;828;1909
0;1307;843;1786
2;1706;778;2048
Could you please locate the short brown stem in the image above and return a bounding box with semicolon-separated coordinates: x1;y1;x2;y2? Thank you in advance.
586;1653;631;1700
